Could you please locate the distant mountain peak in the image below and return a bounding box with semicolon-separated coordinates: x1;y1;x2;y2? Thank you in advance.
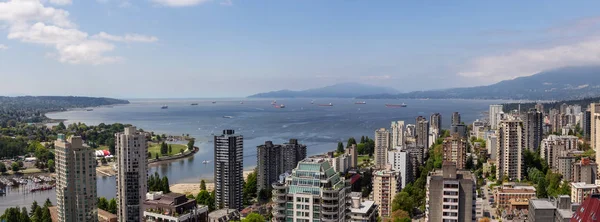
248;83;398;98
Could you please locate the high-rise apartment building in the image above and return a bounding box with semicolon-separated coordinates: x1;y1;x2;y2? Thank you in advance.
442;134;467;169
256;139;307;192
572;158;598;184
490;105;503;130
391;121;405;148
214;130;244;211
374;128;390;168
583;110;591;141
496;119;526;181
115;126;148;222
55;134;98;222
430;113;442;134
534;103;545;115
415;116;429;155
592;103;600;177
272;158;350;222
541;135;579;171
426;162;476;222
452;112;461;126
524;108;544;151
372;169;401;218
387;149;412;189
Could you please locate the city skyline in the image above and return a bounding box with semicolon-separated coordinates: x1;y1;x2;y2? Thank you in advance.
3;1;600;97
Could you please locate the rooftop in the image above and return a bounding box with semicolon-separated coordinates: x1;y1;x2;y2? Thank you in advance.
571;182;599;189
350;200;376;214
208;209;240;218
530;199;556;210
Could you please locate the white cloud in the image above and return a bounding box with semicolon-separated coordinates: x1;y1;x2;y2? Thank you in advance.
220;0;232;6
459;37;600;83
152;0;211;7
48;0;72;6
0;44;7;50
93;32;158;43
0;0;155;65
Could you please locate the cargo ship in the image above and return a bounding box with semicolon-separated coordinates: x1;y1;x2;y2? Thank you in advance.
318;103;333;107
385;103;407;108
191;103;198;106
355;101;366;105
161;105;168;109
274;104;286;108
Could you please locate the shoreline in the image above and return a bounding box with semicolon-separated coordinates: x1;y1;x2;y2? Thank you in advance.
169;170;254;196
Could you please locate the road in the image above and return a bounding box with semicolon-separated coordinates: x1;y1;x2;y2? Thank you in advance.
482;181;499;221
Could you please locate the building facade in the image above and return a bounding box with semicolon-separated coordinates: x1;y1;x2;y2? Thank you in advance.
490;105;503;130
570;182;599;204
524;108;543;151
374;128;391;168
55;135;98;222
496;120;526;181
387;149;412;189
348;192;378;222
214;130;244;211
452;112;461;126
572;158;598;184
430;113;442;135
372;170;401;218
391;121;405;149
144;192;209;222
115;126;147;222
256;140;307;193
494;184;536;209
416;116;429;151
426;163;476;222
442;134;467;169
271;158;350;222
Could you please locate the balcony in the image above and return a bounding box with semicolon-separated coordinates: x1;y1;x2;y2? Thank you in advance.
322;195;338;200
272;211;286;218
321;202;338;208
274;198;286;204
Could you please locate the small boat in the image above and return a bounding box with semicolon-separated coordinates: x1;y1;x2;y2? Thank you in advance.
240;101;244;104
86;109;93;111
385;103;407;108
212;101;217;104
223;116;233;119
161;105;168;109
311;100;315;104
274;104;285;108
318;103;333;107
191;103;198;106
202;160;211;164
271;100;277;105
355;101;366;105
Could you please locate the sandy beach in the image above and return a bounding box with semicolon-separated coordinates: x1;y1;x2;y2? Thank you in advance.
170;170;255;196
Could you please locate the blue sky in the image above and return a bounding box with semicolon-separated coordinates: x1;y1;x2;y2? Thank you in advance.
2;0;600;98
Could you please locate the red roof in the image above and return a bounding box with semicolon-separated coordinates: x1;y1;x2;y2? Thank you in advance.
571;194;600;222
103;150;110;156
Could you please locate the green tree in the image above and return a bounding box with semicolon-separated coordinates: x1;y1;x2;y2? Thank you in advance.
155;153;159;160
242;213;265;222
168;145;172;154
47;159;55;173
41;207;51;222
258;188;272;203
32;206;43;222
11;162;20;172
360;136;365;144
161;176;171;193
392;191;414;216
243;171;258;205
0;162;6;174
356;143;366;155
337;142;344;153
196;190;215;211
43;198;52;208
98;197;109;211
107;138;116;155
0;207;20;222
108;198;117;214
30;201;39;217
20;207;31;222
536;177;548;198
187;139;195;151
465;155;474;170
347;137;357;147
200;180;207;191
57;122;66;130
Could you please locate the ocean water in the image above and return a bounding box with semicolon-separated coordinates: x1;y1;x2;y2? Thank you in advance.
0;98;503;212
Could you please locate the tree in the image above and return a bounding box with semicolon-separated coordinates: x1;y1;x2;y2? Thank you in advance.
155;153;159;160
0;207;20;222
17;160;24;168
347;137;357;147
32;206;43;222
196;190;215;211
465;155;474;170
108;198;117;214
537;177;548;198
258;188;272;203
44;198;52;208
360;136;365;144
243;171;258;205
57;122;66;130
30;200;39;216
200;180;207;191
392;191;414;216
161;176;170;193
41;207;51;222
11;162;20;172
168;145;172;154
20;207;31;222
47;160;55;173
107;138;116;155
356;143;366;155
180;148;184;154
337;142;344;153
242;213;265;222
98;197;109;211
0;162;6;174
187;139;195;151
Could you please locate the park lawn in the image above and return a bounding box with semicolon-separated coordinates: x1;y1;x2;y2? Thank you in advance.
148;143;187;158
358;155;372;167
9;168;43;175
96;145;109;151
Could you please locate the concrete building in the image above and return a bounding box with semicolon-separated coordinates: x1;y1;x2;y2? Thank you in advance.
55;134;98;222
487;135;497;161
535;103;545;115
214;130;244;211
372;169;401;218
405;124;415;137
471;119;485;138
541;135;579;172
583;110;591;141
496;120;526;181
442;134;467;169
490;105;503;130
430;113;442;135
387;149;412;190
391;121;405;148
593;103;600;176
570;182;599;204
452;112;461;126
425;162;476;222
271;158;350;222
405;146;424;182
572;158;598;184
528;196;574;222
143;192;209;222
208;209;240;222
524;108;543;151
374;128;391;168
558;151;583;182
346;144;358;169
348;192;378;222
494;184;536;209
415;116;429;153
450;124;467;139
115;126;147;222
256;139;307;193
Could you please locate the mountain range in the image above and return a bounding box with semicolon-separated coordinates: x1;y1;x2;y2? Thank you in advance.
357;66;600;100
247;83;399;98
